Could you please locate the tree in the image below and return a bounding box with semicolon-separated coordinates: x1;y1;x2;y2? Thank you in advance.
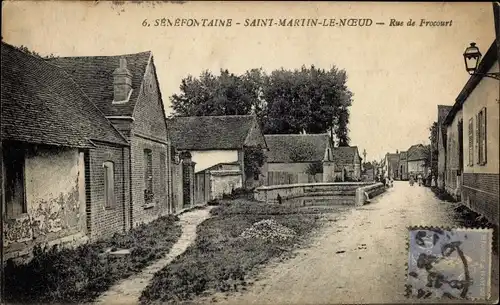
171;69;258;116
243;146;266;179
306;161;323;182
171;65;353;144
13;45;57;59
426;122;439;177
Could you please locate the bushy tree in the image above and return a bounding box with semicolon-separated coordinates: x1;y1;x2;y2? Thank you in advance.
426;122;438;176
243;146;266;179
13;45;57;59
171;65;353;144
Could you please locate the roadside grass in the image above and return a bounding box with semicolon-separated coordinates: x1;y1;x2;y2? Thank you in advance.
3;214;182;304
429;186;457;202
140;198;340;304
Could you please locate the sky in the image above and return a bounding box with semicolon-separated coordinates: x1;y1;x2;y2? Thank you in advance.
2;1;496;162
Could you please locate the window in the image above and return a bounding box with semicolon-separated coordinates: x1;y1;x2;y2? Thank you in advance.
144;149;153;203
160;152;166;193
478;107;487;165
468;118;474;166
103;161;115;208
4;145;26;217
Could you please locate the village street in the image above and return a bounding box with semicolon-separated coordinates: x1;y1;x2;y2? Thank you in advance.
198;182;499;305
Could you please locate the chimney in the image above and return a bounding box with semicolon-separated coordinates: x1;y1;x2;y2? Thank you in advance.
113;57;133;102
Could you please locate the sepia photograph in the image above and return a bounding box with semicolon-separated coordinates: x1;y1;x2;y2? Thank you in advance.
1;1;499;304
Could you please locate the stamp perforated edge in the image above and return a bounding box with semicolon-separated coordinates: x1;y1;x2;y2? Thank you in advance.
405;226;494;301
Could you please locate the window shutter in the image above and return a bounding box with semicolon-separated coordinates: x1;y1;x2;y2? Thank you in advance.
468;118;473;166
483;107;487;164
475;113;480;164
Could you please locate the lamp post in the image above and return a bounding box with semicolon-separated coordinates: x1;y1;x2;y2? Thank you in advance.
463;42;500;80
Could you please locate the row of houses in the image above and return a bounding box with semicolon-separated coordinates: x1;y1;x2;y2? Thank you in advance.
1;42;363;261
382;145;430;181
435;40;499;226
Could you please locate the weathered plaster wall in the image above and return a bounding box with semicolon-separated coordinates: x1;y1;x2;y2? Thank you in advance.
463;62;499;176
445;109;463;198
210;170;243;200
462;62;500;225
408;160;426;175
4;146;87;260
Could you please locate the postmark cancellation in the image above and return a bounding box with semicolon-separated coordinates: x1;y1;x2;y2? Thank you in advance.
406;226;493;301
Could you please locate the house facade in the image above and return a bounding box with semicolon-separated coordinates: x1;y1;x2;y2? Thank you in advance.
407;144;430;178
50;51;174;227
443;41;499;225
384;153;400;180
444;109;463;200
398;151;408;180
1;43;131;260
264;134;335;184
332;146;362;181
168;115;268;196
437;105;453;189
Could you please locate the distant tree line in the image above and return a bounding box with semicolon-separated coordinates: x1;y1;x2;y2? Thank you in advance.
171;66;354;146
13;45;57;59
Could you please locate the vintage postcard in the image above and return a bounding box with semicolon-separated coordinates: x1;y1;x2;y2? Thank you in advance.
1;1;499;304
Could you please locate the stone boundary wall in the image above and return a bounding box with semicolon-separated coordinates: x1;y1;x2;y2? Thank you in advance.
355;182;386;206
254;182;374;204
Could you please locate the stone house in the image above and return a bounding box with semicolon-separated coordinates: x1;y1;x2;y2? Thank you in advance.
332;146;362;181
264;134;335;184
384;153;400;180
167;115;268;198
443;108;463;200
437;105;453;190
407;144;430;178
443;41;499;225
398;151;408;180
1;43;131;260
49;50;175;227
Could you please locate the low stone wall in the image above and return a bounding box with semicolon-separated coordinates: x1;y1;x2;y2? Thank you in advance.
254;182;373;204
355;182;386;206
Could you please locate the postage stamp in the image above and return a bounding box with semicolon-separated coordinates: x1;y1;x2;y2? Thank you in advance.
406;226;493;301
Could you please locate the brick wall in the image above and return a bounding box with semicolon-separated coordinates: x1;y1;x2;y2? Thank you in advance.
462;173;499;225
132;57;168;143
171;161;184;213
128;56;172;225
86;142;130;240
130;137;169;226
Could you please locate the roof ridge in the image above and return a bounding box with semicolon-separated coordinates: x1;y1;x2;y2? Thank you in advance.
264;133;329;137
48;50;152;60
171;114;255;119
7;43;129;145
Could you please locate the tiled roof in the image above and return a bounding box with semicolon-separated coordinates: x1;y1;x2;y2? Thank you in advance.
333;146;360;164
48;51;151;116
264;134;333;163
407;144;428;161
437;105;453;125
168;115;257;150
1;42;128;148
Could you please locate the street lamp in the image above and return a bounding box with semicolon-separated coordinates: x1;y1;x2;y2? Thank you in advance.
463;42;500;80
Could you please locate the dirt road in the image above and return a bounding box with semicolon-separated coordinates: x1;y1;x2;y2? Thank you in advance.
206;182;497;304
